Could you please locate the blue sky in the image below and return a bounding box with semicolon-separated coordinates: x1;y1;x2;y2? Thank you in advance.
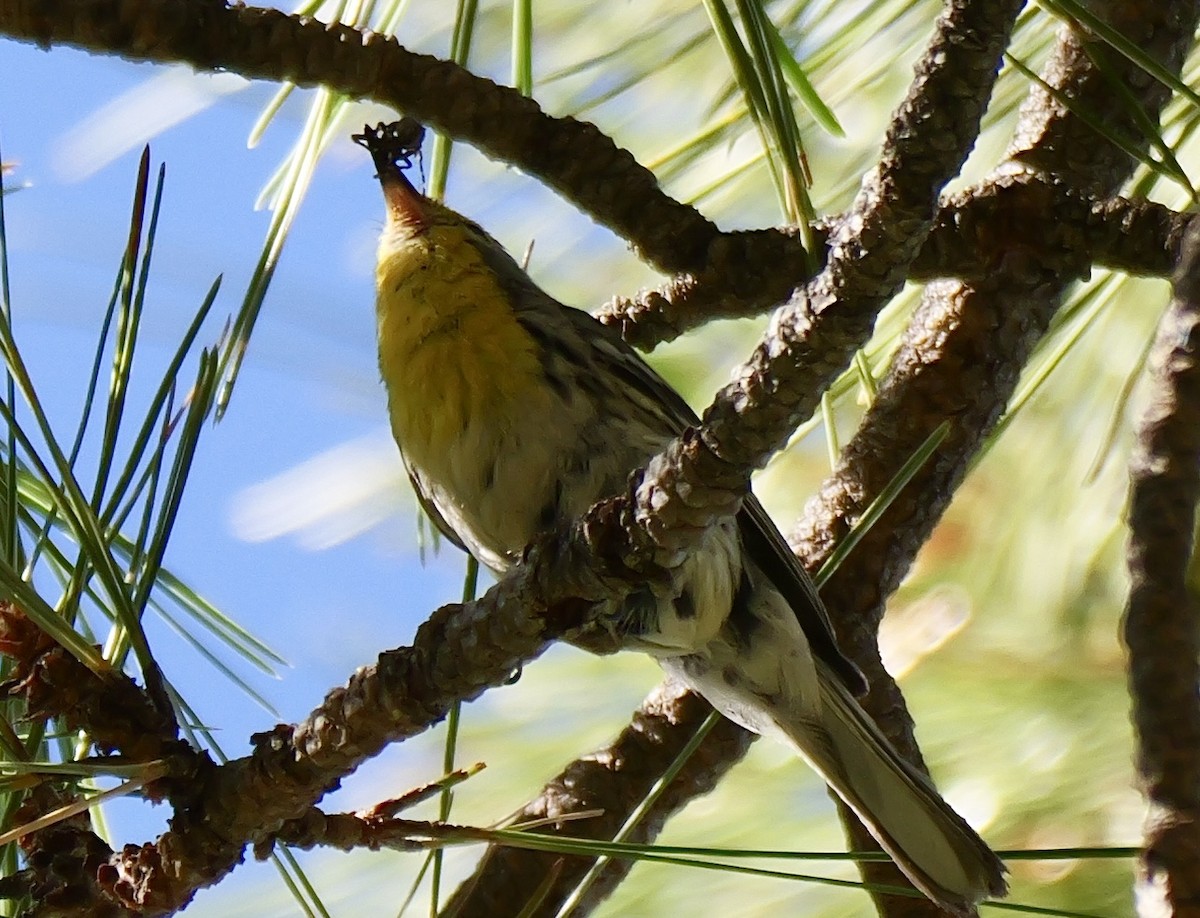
2;40;434;726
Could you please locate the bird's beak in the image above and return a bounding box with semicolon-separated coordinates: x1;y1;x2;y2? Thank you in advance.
379;166;428;234
354;121;430;234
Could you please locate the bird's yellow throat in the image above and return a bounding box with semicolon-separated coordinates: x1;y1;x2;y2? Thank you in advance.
374;213;545;468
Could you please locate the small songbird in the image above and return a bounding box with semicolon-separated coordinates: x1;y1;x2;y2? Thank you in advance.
354;119;1006;913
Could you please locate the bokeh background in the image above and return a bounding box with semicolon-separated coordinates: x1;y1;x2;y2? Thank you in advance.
0;1;1181;914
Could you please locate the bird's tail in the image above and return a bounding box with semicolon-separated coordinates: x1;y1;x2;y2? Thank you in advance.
777;662;1007;915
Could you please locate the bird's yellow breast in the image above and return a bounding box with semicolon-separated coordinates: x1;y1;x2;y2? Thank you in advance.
374;221;545;474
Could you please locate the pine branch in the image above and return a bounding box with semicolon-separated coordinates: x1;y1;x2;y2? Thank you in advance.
1126;216;1200;912
440;681;750;916
3;2;1190;354
912;181;1193;284
0;0;718;275
3;2;1197;915
448;1;1200;915
450;0;1026;912
794;3;1199;915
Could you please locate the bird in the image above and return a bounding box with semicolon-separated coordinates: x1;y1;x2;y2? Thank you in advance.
354;118;1006;914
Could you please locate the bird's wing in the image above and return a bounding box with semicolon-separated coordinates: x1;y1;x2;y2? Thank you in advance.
739;494;867;695
552;297;867;695
404;460;468;554
478;238;866;692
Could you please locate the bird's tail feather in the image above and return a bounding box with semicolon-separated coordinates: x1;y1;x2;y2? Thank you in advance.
776;662;1007;914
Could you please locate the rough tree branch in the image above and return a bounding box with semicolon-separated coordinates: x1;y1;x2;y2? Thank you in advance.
1;2;1191;353
1;1;1197;916
450;0;1026;912
1126;217;1200;912
0;0;1022;906
451;2;1200;916
0;0;713;275
602;186;1193;351
792;3;1199;914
